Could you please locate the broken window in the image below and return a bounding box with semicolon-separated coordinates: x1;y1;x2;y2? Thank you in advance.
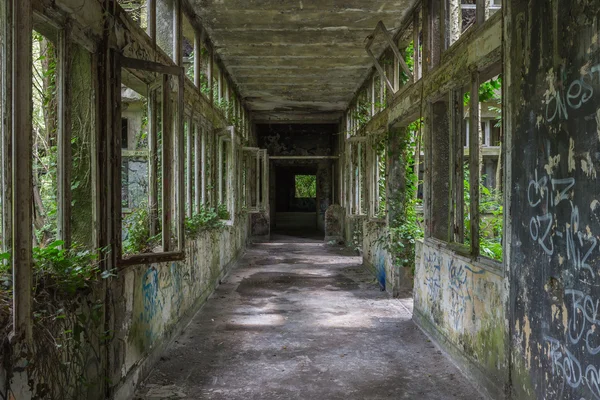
200;42;211;98
32;29;59;247
242;147;267;213
217;127;236;221
118;0;148;29
182;12;195;81
184;116;195;217
118;57;184;264
370;134;387;219
348;138;367;215
449;72;503;261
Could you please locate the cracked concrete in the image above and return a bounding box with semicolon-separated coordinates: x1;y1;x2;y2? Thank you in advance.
135;234;484;400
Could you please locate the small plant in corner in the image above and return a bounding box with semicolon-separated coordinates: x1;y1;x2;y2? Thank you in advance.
217;203;231;220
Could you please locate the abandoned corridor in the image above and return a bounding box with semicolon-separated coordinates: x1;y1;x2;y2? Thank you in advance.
136;235;483;400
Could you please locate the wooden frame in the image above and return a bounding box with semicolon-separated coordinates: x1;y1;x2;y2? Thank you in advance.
115;54;186;267
365;21;414;94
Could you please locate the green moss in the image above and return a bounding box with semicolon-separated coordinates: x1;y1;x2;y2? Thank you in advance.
459;322;507;380
510;347;536;399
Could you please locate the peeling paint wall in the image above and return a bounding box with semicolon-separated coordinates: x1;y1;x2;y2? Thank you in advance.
413;241;506;398
507;1;600;399
362;219;413;296
111;221;248;399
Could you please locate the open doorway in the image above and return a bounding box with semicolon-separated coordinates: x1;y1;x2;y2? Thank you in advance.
273;166;320;237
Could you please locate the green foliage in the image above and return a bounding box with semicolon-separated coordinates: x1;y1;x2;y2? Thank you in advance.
462;168;503;261
464;75;502;105
217;203;231;220
122;205;160;254
295;175;317;198
185;206;224;238
384;119;424;270
33;241;105;294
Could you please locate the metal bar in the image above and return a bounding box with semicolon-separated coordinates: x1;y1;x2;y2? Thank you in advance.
57;24;72;248
12;0;33;341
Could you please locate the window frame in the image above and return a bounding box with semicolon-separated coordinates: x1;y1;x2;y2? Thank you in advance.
115;53;186;267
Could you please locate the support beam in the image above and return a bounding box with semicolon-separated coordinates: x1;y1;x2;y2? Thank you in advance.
162;74;172;252
469;71;480;256
12;0;33;342
173;0;182;66
1;0;13;255
147;0;156;48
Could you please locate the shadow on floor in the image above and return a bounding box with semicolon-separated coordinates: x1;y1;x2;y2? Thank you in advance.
135;237;484;400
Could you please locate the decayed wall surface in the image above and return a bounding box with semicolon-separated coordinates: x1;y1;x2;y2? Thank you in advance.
413;240;506;398
110;222;248;399
362;219;413;296
507;1;600;398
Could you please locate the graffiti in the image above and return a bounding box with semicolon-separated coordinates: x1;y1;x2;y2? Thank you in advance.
565;290;600;355
526;169;597;277
423;251;441;302
546;331;600;399
141;267;161;324
448;261;485;330
545;64;600;122
170;263;183;314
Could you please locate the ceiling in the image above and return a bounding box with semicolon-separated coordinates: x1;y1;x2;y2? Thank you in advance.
189;0;417;122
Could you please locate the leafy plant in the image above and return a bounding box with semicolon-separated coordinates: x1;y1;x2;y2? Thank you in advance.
217;203;230;220
185;205;224;238
122;205;160;254
383;119;424;272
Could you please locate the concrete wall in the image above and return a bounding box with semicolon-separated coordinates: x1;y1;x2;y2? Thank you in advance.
413;239;506;398
506;1;600;399
362;219;413;296
111;219;249;399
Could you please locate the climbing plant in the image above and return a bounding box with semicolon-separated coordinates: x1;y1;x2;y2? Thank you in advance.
384;120;424;272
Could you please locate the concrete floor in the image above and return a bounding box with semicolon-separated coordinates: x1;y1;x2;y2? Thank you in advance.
136;234;484;400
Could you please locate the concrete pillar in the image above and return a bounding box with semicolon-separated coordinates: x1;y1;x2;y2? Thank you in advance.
156;0;174;59
429;100;451;241
386;126;408;228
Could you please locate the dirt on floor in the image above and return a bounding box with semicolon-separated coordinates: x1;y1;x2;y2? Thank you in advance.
135;234;485;400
